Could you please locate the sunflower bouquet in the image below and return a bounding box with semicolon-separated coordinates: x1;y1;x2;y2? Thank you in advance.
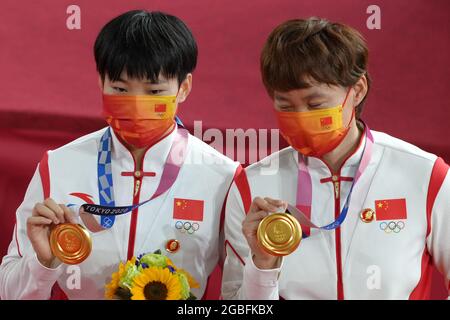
105;250;199;300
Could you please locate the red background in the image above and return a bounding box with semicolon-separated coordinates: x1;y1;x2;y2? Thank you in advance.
0;0;448;299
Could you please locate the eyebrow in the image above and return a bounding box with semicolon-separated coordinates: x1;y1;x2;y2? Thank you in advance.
114;78;129;83
274;95;289;101
304;92;326;100
114;78;168;84
275;92;326;102
145;80;168;84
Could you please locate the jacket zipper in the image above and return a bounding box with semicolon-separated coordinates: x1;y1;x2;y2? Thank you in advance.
332;175;344;300
320;127;365;300
134;179;141;196
334;180;340;199
122;125;176;261
127;173;143;260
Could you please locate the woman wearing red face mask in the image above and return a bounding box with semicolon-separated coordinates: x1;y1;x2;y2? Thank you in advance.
0;11;240;300
222;17;450;300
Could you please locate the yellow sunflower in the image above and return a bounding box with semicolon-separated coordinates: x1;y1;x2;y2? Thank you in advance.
105;257;136;299
130;267;182;300
176;268;200;289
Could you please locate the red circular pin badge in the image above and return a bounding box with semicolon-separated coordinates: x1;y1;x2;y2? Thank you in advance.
360;208;375;223
166;239;180;253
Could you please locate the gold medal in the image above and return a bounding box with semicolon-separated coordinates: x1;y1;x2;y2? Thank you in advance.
50;223;92;265
257;213;302;256
360;208;376;223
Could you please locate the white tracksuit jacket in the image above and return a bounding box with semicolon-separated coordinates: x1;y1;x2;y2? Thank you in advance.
222;128;449;300
0;126;239;299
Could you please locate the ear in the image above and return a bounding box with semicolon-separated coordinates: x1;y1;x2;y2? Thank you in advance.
176;73;193;103
352;75;368;107
98;74;104;92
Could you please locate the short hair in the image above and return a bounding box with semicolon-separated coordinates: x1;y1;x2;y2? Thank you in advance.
94;10;197;85
260;17;371;119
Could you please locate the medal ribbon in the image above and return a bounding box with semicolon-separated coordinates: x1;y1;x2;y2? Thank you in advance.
287;125;374;237
81;125;188;229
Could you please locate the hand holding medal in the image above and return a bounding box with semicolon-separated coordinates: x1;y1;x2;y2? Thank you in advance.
243;197;292;269
27;198;91;267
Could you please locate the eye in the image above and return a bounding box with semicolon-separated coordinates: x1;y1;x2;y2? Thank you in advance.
113;87;127;93
278;105;293;111
148;89;163;95
308;103;322;109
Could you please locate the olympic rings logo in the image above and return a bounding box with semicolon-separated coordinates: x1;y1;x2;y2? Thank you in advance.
379;221;405;233
175;221;200;234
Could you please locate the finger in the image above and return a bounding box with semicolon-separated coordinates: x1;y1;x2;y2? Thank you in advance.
249;197;266;213
242;221;262;236
34;203;60;224
43;198;65;221
245;210;269;223
255;197;281;212
249;197;280;213
27;216;53;226
52;204;66;224
60;205;77;224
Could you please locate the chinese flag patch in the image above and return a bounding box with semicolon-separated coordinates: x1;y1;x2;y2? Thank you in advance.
375;198;407;220
155;104;167;113
320;116;333;127
173;198;204;221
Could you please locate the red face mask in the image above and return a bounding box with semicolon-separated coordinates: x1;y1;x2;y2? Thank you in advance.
275;88;353;157
102;94;177;149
